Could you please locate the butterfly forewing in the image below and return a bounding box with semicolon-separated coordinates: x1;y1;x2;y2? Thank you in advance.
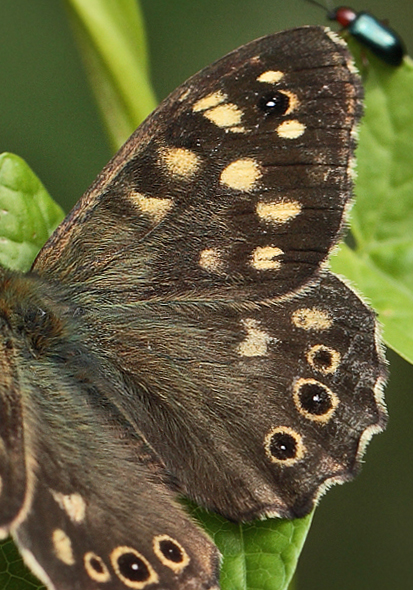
34;27;362;302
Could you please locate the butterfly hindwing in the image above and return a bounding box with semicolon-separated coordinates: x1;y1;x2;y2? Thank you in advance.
74;270;386;520
0;335;27;529
0;271;219;589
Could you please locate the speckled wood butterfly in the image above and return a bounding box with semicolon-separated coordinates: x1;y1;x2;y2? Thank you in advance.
0;26;387;590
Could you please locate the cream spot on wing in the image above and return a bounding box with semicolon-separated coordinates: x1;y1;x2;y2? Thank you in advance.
130;191;173;222
52;529;75;565
228;126;247;133
237;318;275;357
307;344;341;375
292;308;333;331
199;248;223;272
51;491;86;523
256;200;302;224
277;120;306;139
203;103;243;128
153;535;190;572
111;546;158;588
220;158;262;191
178;88;191;101
257;70;284;83
160;147;200;178
84;552;111;582
192;90;227;112
252;246;283;270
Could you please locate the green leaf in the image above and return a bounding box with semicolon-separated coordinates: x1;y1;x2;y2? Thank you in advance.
0;538;44;590
189;505;313;590
63;0;157;150
0;153;64;272
331;47;413;363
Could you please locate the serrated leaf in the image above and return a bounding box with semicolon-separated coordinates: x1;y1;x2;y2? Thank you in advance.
63;0;157;150
0;153;64;272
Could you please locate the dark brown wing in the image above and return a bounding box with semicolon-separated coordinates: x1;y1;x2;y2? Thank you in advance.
31;27;385;522
77;271;387;520
0;270;219;590
34;26;362;302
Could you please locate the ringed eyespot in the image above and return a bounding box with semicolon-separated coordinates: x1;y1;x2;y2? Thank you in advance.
111;546;158;589
293;378;339;422
258;91;290;115
153;535;190;572
84;552;111;583
264;426;305;465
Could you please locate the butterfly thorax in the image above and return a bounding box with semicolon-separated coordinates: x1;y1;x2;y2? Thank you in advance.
0;267;80;360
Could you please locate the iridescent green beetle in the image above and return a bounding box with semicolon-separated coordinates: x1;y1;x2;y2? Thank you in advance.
307;2;406;66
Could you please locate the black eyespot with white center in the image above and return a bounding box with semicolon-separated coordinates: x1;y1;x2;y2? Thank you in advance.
264;426;305;465
159;539;182;563
258;91;290;115
118;553;148;582
293;378;339;422
111;546;158;588
270;432;296;459
153;535;190;572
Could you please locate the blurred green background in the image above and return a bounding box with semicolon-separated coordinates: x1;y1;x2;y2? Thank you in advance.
0;1;412;588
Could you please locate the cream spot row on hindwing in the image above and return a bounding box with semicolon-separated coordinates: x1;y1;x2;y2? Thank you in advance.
277;120;306;139
252;246;283;271
291;307;333;331
259;298;345;467
49;515;198;584
199;248;223;273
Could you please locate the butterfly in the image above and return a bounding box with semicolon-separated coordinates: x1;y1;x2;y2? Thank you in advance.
0;25;387;590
